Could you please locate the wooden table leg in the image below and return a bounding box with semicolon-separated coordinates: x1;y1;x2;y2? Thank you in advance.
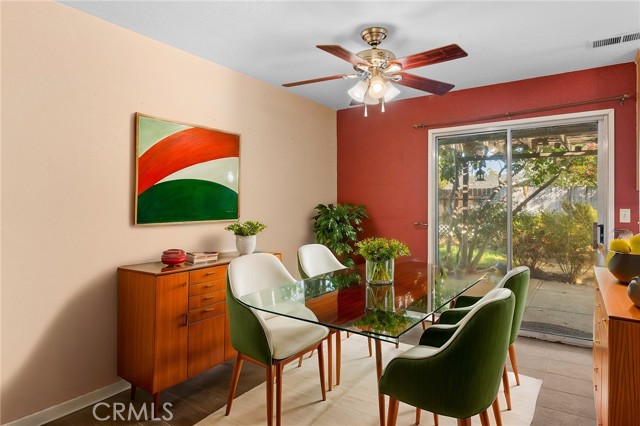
375;339;385;426
327;333;333;391
336;330;341;386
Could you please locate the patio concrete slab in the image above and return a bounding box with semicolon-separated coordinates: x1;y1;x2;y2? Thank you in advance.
522;279;594;339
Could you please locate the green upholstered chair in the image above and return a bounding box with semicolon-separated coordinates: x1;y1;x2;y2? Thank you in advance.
417;287;508;426
297;244;374;389
225;253;329;426
379;289;515;426
441;266;530;411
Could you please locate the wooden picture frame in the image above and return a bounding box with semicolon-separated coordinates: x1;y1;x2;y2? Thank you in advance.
135;113;240;225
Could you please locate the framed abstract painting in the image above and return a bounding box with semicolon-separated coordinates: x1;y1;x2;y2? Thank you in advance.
135;113;240;225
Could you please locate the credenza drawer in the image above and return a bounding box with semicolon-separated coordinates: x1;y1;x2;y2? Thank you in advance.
189;290;225;310
188;302;226;324
189;279;225;296
190;266;227;284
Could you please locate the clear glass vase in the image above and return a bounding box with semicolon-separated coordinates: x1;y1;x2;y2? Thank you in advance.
366;281;395;312
365;259;394;285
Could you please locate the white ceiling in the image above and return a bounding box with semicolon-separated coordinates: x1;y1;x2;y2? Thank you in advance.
61;1;640;110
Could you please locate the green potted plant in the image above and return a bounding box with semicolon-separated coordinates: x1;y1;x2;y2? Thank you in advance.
355;237;410;285
225;220;267;255
312;203;368;266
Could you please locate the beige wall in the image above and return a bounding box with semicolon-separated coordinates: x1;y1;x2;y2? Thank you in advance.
0;1;336;422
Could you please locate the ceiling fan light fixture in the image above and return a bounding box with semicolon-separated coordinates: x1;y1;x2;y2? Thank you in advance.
368;75;387;98
348;80;368;102
383;82;401;102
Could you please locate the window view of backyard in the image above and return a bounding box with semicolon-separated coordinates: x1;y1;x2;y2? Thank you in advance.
436;122;599;340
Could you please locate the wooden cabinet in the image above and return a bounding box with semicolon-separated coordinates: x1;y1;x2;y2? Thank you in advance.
593;267;640;426
117;253;280;404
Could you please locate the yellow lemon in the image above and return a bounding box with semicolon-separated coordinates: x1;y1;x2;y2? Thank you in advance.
609;238;631;253
630;234;640;254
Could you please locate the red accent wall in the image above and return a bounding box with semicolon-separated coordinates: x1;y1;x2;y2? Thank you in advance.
337;63;638;262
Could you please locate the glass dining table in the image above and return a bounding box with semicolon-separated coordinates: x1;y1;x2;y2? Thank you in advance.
237;260;486;426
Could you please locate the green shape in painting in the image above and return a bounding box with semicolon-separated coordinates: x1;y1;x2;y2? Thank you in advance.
137;180;239;224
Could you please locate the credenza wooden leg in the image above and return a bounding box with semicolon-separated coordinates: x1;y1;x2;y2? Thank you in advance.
152;392;159;418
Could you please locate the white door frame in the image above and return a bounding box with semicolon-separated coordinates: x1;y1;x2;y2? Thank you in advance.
426;109;615;268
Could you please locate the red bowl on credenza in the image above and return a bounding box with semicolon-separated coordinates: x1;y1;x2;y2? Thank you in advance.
161;249;187;266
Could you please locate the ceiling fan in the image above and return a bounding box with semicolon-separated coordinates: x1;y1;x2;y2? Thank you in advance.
283;27;468;111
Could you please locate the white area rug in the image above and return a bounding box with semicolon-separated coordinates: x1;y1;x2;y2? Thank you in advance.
198;335;542;426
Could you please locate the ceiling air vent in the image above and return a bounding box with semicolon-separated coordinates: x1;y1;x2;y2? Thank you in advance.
591;31;640;48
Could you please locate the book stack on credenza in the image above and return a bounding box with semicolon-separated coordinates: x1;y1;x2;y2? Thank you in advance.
185;251;219;264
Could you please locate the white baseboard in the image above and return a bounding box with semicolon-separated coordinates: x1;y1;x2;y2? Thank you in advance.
3;380;130;426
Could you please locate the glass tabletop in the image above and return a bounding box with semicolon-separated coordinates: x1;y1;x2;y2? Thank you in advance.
238;260;485;342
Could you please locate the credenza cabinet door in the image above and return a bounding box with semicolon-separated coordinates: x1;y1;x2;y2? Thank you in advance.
154;273;189;391
188;315;225;377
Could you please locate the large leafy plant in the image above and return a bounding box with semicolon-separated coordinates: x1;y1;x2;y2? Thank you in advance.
312;203;368;266
225;220;267;236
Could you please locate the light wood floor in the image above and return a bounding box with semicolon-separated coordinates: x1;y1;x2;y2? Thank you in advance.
45;334;594;426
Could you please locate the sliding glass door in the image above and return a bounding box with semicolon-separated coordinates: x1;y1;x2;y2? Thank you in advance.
429;113;611;341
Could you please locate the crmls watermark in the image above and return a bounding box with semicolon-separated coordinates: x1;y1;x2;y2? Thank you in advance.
92;402;173;422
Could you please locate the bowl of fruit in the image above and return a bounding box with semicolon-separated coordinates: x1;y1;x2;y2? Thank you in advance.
607;235;640;284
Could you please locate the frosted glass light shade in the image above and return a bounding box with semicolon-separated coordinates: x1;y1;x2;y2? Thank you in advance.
383;82;401;102
363;92;379;105
368;76;387;99
348;80;368;102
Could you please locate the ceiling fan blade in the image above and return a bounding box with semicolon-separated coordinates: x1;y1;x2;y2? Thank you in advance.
393;44;468;71
283;74;354;87
395;72;455;95
317;45;371;67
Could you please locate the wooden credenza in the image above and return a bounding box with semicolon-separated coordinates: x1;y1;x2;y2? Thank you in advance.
117;252;280;405
593;267;640;426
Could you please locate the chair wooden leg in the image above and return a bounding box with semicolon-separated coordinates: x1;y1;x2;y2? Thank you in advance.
335;330;341;386
508;343;520;386
317;342;327;401
387;396;400;426
421;320;426;330
434;413;439;426
502;364;512;410
275;363;283;426
415;407;421;425
368;337;373;357
479;409;490;426
225;353;244;415
457;418;471;426
347;331;351;338
492;397;503;426
266;365;274;426
327;334;333;391
297;349;315;368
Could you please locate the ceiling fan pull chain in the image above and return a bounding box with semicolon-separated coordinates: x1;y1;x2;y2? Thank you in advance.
381;99;386;113
364;103;368;118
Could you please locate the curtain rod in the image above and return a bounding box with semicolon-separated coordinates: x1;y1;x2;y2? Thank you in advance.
412;93;631;129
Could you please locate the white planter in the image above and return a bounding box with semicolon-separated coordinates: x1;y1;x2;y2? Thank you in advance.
236;235;257;255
